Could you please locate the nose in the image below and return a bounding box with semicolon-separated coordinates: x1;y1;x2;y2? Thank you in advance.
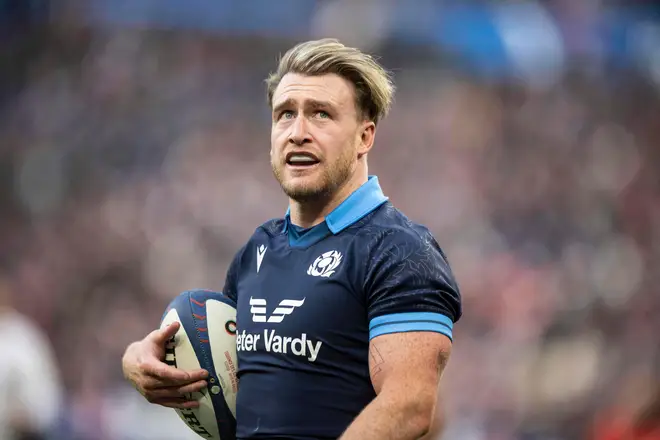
288;115;311;146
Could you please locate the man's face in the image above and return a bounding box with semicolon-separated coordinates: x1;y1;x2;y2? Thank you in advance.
270;73;367;202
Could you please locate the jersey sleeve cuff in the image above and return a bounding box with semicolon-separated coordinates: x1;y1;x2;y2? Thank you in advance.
369;312;454;341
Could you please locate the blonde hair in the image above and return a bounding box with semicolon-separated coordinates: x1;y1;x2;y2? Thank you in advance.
265;39;395;125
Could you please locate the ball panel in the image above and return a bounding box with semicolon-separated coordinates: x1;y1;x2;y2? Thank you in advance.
161;290;237;440
183;291;237;439
206;299;239;418
160;308;221;439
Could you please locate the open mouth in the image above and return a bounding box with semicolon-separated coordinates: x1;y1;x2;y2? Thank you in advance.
286;152;320;168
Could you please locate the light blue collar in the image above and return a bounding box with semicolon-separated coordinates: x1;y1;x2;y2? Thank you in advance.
283;176;388;235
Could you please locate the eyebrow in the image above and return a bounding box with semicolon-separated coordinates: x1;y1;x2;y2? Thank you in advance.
272;98;334;115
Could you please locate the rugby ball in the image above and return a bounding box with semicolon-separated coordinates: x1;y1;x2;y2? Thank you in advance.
160;289;238;440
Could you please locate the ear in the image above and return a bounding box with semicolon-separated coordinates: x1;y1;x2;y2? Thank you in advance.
357;121;376;159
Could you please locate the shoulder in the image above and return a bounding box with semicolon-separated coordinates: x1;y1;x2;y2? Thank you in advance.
360;203;460;294
255;217;286;238
4;312;46;342
233;217;286;259
223;218;285;297
352;202;447;261
230;217;287;256
356;205;463;332
1;312;55;360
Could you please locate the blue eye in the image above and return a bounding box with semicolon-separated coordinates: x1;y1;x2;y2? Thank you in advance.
281;111;294;120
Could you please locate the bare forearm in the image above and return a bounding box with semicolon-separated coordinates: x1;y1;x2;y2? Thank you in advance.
344;332;452;440
339;390;434;440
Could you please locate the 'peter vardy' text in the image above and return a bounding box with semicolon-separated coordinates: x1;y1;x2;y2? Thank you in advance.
236;329;322;362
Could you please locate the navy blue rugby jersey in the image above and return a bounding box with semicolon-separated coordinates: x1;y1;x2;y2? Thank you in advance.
222;176;462;440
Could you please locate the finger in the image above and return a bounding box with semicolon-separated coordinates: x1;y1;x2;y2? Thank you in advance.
144;382;206;401
176;379;208;395
152;397;201;410
141;363;208;388
144;371;209;389
140;360;191;384
152;322;181;344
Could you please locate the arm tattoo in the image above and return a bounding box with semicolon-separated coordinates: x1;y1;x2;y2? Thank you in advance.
369;344;385;378
437;347;450;376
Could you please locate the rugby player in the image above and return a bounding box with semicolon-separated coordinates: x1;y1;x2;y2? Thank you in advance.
122;38;462;440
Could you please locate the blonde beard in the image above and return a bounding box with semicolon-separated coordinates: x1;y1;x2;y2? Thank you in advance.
272;153;355;203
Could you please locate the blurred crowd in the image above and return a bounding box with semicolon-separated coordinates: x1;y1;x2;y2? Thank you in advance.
2;3;660;440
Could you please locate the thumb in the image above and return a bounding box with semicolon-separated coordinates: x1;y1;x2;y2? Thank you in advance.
152;321;180;344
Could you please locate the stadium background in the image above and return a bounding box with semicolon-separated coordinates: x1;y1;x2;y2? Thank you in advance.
1;1;660;439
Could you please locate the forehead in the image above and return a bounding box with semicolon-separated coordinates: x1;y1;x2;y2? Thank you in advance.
272;73;356;109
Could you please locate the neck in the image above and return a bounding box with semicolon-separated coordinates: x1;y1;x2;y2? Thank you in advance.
289;171;367;229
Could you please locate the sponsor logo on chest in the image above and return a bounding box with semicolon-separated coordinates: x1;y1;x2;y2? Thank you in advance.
236;329;322;362
238;296;323;362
